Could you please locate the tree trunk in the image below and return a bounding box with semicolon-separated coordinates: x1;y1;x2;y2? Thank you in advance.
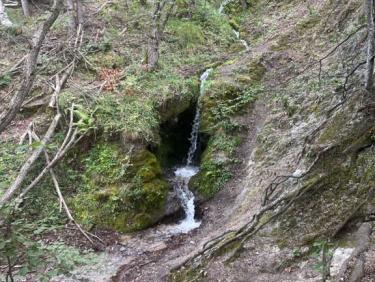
241;0;248;9
0;0;63;134
76;0;84;28
0;0;13;27
365;0;375;90
66;0;76;34
147;26;160;71
146;0;173;71
21;0;30;17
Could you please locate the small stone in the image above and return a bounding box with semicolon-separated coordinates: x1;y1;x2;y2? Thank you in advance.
149;242;167;252
330;247;354;277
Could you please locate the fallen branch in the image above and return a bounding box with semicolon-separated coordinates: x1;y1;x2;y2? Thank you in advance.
31;131;104;246
263;144;336;206
0;113;61;208
0;65;73;208
0;0;63;134
171;175;324;277
18;105;81;200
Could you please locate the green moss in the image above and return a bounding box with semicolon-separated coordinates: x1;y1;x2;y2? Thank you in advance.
157;82;199;122
86;51;125;69
190;158;232;200
94;95;159;143
318;111;347;144
271;33;292;51
296;14;320;34
72;144;169;232
190;59;265;199
132;150;163;182
228;18;240;31
246;61;267;83
168;20;205;49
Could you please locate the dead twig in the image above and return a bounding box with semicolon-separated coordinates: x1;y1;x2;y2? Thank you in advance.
0;0;64;134
0;113;61;208
30;130;104;246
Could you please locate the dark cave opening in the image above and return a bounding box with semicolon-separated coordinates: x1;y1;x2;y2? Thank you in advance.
154;105;208;169
148;104;210;224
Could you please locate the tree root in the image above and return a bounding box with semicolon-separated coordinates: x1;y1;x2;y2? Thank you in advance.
171;174;324;278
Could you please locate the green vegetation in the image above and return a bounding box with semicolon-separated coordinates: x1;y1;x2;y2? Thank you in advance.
190;59;265;199
0;204;102;281
72;143;169;232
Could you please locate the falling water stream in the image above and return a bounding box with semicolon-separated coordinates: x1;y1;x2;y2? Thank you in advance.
168;69;212;234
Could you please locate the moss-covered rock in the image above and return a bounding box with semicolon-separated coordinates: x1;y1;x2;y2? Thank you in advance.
72;143;170;232
190;58;264;200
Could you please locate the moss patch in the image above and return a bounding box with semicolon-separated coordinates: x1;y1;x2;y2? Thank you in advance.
190;58;265;200
72;143;169;232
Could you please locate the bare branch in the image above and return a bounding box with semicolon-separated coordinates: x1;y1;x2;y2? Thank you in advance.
0;113;61;207
0;0;63;134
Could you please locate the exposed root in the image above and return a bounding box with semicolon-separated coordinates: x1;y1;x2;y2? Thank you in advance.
170;173;324;278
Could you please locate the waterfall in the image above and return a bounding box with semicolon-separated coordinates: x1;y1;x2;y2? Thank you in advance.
187;69;212;165
169;69;212;234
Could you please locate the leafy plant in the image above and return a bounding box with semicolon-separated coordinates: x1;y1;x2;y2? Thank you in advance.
0;73;12;88
311;240;334;275
0;203;100;281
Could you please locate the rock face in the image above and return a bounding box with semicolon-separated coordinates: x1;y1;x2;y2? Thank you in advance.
72;144;170;232
189;57;266;201
330;248;354;277
164;191;182;217
169;0;375;281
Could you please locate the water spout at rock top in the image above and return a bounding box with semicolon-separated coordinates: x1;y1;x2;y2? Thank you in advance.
219;0;231;14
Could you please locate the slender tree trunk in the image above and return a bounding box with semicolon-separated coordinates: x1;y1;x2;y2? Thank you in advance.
0;0;13;27
76;0;84;28
241;0;248;9
147;25;161;71
0;0;63;134
66;0;76;34
146;0;173;71
365;0;375;90
21;0;31;17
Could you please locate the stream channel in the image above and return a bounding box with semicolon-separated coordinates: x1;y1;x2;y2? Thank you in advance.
166;0;250;234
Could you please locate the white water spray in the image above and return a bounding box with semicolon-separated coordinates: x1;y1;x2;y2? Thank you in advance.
169;69;212;234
